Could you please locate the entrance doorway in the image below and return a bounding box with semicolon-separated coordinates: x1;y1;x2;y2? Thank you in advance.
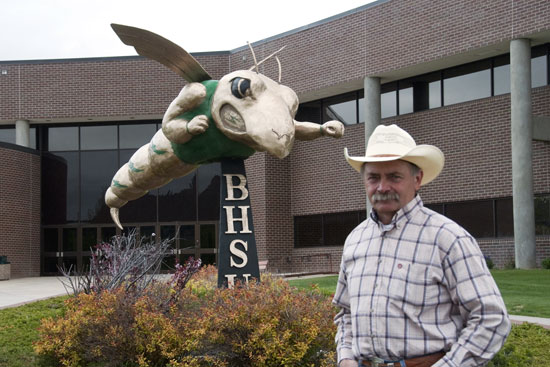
41;222;218;275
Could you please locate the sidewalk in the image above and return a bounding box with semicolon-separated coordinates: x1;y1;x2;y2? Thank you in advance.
0;276;549;329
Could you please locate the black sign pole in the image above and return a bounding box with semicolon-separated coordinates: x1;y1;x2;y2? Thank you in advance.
217;158;260;288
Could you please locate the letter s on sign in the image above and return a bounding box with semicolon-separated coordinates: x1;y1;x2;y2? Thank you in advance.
229;239;248;268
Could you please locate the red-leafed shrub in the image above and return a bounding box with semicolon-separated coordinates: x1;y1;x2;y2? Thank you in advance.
35;267;337;367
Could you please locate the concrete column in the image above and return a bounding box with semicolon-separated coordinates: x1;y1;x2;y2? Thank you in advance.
364;77;381;214
15;120;30;148
510;38;537;269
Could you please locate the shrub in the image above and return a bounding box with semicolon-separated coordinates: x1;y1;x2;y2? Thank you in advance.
35;269;336;367
484;255;495;269
542;258;550;269
488;322;550;366
59;230;177;298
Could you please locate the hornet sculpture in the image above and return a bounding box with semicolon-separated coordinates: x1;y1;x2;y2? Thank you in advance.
106;24;345;229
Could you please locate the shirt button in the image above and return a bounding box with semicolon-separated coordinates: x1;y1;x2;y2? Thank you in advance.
378;259;382;264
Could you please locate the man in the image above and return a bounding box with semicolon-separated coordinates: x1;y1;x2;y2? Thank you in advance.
333;125;510;367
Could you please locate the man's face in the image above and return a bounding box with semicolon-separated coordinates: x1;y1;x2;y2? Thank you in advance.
363;160;423;224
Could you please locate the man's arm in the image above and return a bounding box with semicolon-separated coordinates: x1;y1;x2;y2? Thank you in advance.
433;235;511;367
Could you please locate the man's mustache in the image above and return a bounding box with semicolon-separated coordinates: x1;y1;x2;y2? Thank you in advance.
372;192;400;202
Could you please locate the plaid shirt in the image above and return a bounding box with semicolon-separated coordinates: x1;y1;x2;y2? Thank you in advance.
333;196;510;367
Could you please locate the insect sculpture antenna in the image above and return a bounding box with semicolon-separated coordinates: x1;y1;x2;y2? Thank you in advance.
247;41;259;73
275;56;282;83
248;46;286;71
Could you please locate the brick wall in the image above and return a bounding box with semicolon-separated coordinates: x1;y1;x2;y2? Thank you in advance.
1;0;550;273
0;143;41;278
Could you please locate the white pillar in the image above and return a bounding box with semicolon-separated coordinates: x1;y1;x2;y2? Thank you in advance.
364;77;381;214
15;120;30;148
510;38;537;269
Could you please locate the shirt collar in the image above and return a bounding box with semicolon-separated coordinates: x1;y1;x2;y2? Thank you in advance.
370;195;424;232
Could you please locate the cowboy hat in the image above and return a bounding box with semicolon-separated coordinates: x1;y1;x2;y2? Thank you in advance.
344;124;444;185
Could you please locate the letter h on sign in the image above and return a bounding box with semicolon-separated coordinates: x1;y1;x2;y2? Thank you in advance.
217;159;260;288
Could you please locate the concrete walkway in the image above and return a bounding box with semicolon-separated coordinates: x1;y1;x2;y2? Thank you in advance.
0;276;549;329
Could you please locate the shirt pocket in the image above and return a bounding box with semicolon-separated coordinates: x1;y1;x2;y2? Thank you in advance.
386;262;438;308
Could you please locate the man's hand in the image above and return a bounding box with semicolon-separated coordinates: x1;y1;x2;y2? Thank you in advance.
339;359;358;367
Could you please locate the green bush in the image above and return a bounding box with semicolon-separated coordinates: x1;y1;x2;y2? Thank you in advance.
542;258;550;269
484;255;495;269
488;322;550;366
34;267;336;367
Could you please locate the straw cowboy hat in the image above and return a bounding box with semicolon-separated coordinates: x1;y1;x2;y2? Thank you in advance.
344;124;445;185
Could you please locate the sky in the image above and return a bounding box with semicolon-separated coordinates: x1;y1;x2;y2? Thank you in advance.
0;0;376;62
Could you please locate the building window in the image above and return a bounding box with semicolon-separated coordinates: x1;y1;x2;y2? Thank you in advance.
294;211;364;247
0;126;37;149
119;123;157;149
295;100;322;124
531;45;548;88
81;125;118;150
535;194;550;235
443;60;492;106
49;126;79;151
323;92;358;125
381;82;397;118
445;199;494;238
493;54;511;96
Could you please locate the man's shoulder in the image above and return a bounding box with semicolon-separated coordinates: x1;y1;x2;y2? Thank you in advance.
343;218;372;246
416;205;476;243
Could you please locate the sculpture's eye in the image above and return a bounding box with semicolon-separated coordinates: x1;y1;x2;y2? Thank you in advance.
231;77;251;99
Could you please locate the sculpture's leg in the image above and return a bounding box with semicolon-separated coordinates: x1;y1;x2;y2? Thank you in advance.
217;158;260;288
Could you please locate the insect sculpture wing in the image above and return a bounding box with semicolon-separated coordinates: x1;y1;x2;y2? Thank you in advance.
111;23;211;82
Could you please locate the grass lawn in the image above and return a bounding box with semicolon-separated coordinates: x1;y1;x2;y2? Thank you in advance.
0;270;547;367
288;269;550;318
0;296;66;367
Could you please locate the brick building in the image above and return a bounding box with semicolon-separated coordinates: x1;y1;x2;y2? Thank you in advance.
1;0;550;277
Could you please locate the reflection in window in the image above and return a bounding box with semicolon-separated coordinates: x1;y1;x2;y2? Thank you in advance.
200;224;216;249
398;87;413;115
444;60;491;106
439;200;495;238
295;100;321;124
101;227;117;243
82;228;98;251
80;150;119;222
49;127;78;151
62;228;77;252
295;211;364;247
119;123;157;149
198;163;221;221
535;195;550;235
44;228;59;252
381;82;397;118
81;125;117;150
158;171;197;222
0;128;15;144
323;93;357;125
494;54;511;96
495;197;513;237
531;55;547;88
179;225;195;250
118;149;157;223
323;212;359;246
42;152;79;224
295;215;322;247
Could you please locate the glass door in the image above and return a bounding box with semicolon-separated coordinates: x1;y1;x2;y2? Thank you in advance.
42;227;79;275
